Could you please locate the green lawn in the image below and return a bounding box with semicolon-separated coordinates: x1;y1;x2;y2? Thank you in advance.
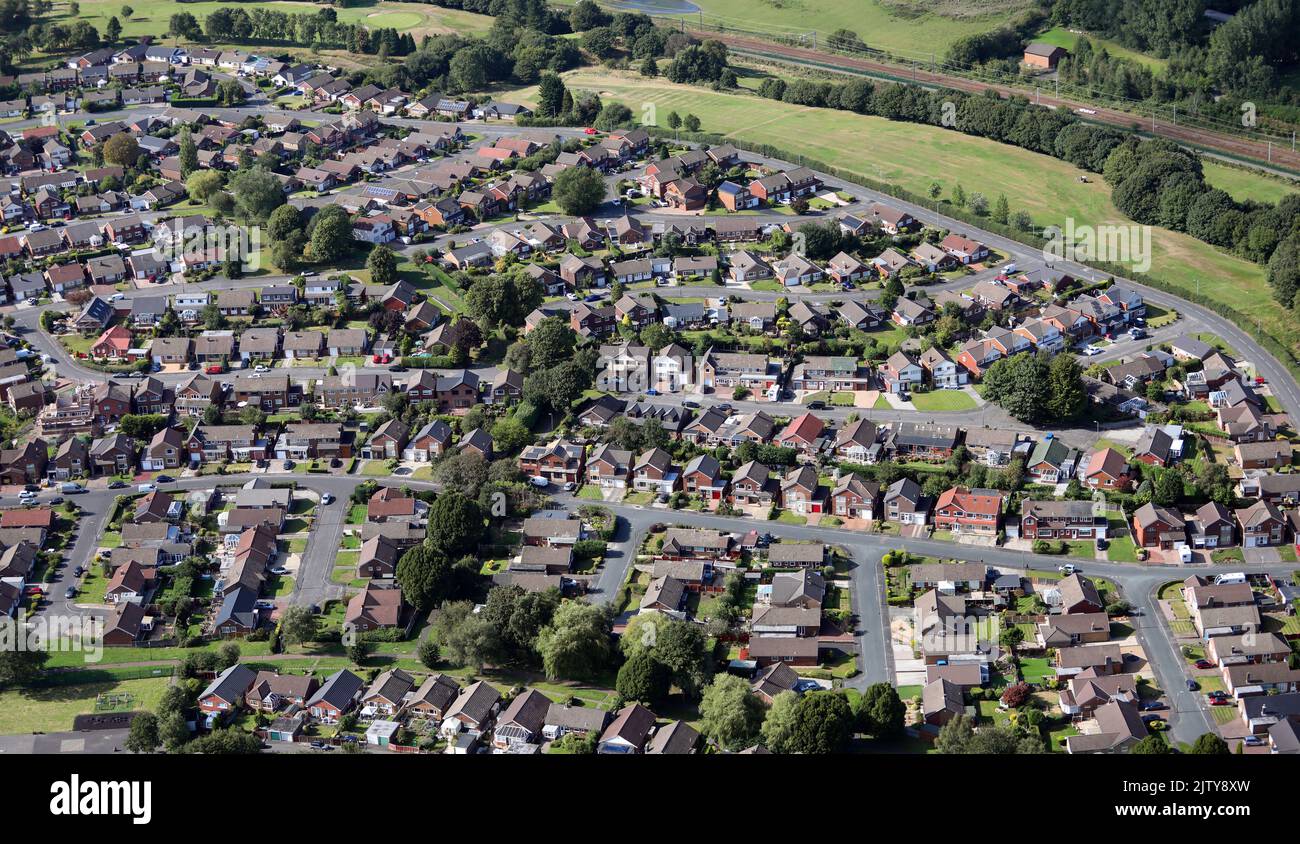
1203;161;1300;206
909;390;978;412
668;0;1025;57
0;677;171;733
1034;26;1169;72
1106;535;1139;563
1018;657;1054;684
68;0;495;42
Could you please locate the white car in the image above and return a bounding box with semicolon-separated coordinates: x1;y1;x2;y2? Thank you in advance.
321;492;334;505
18;491;37;501
254;365;269;373
1082;345;1102;356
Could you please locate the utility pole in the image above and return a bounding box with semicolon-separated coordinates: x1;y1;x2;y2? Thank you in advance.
1035;86;1039;105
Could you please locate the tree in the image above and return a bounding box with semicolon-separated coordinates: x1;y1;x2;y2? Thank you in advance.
185;170;225;205
121;4;133;17
536;600;614;681
490;416;532;454
266;204;302;242
216;642;241;669
1132;733;1172;754
760;690;800;752
432;601;499;671
615;649;671;704
124;712;160;753
160;711;190;752
425;492;484;558
537;73;567;117
648;618;712;696
105;15;121;43
1046;353;1087;422
178;131;199;179
416;637;440;670
0;650;48;688
1190;733;1229;754
981;352;1055;425
395;544;452;610
639;56;658;77
552;165;607;215
699;674;764;750
857;683;905;738
527;317;578;370
784;692;854;754
101;133;140;168
366;244;398;286
228;166;285;223
308;205;353;262
279;605;316;645
682;113;701;132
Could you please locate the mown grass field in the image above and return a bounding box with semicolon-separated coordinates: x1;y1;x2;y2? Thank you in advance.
505;69;1300;359
0;677;171;734
60;0;495;42
594;0;1032;58
1203;161;1300;206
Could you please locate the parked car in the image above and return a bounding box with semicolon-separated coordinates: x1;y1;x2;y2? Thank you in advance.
108;480;128;489
1194;659;1214;670
529;476;549;488
1140;701;1166;711
563;482;576;492
807;400;826;410
1243;735;1264;746
156;474;175;483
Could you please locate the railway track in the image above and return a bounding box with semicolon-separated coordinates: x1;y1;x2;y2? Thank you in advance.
704;29;1300;174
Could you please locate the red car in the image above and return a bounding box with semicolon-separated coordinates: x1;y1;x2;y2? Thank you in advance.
206;364;224;374
583;127;596;135
1194;659;1214;670
1209;696;1231;706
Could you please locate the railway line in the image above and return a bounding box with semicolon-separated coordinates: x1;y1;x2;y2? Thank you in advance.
698;28;1300;175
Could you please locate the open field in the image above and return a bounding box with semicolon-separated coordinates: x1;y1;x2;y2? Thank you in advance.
503;69;1300;360
1033;26;1168;72
0;677;170;734
596;0;1032;58
1203;161;1300;206
56;0;495;42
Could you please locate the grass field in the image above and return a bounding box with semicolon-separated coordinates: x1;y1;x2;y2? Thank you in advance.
503;69;1300;361
596;0;1033;58
909;389;977;412
1033;26;1168;72
1203;162;1300;206
0;677;171;733
65;0;495;41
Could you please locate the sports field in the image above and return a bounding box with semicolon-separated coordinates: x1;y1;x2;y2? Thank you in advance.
507;69;1300;358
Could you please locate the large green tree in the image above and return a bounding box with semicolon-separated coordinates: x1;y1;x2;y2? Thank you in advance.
699;674;764;750
552;165;607;216
857;682;905;738
536;601;614;681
